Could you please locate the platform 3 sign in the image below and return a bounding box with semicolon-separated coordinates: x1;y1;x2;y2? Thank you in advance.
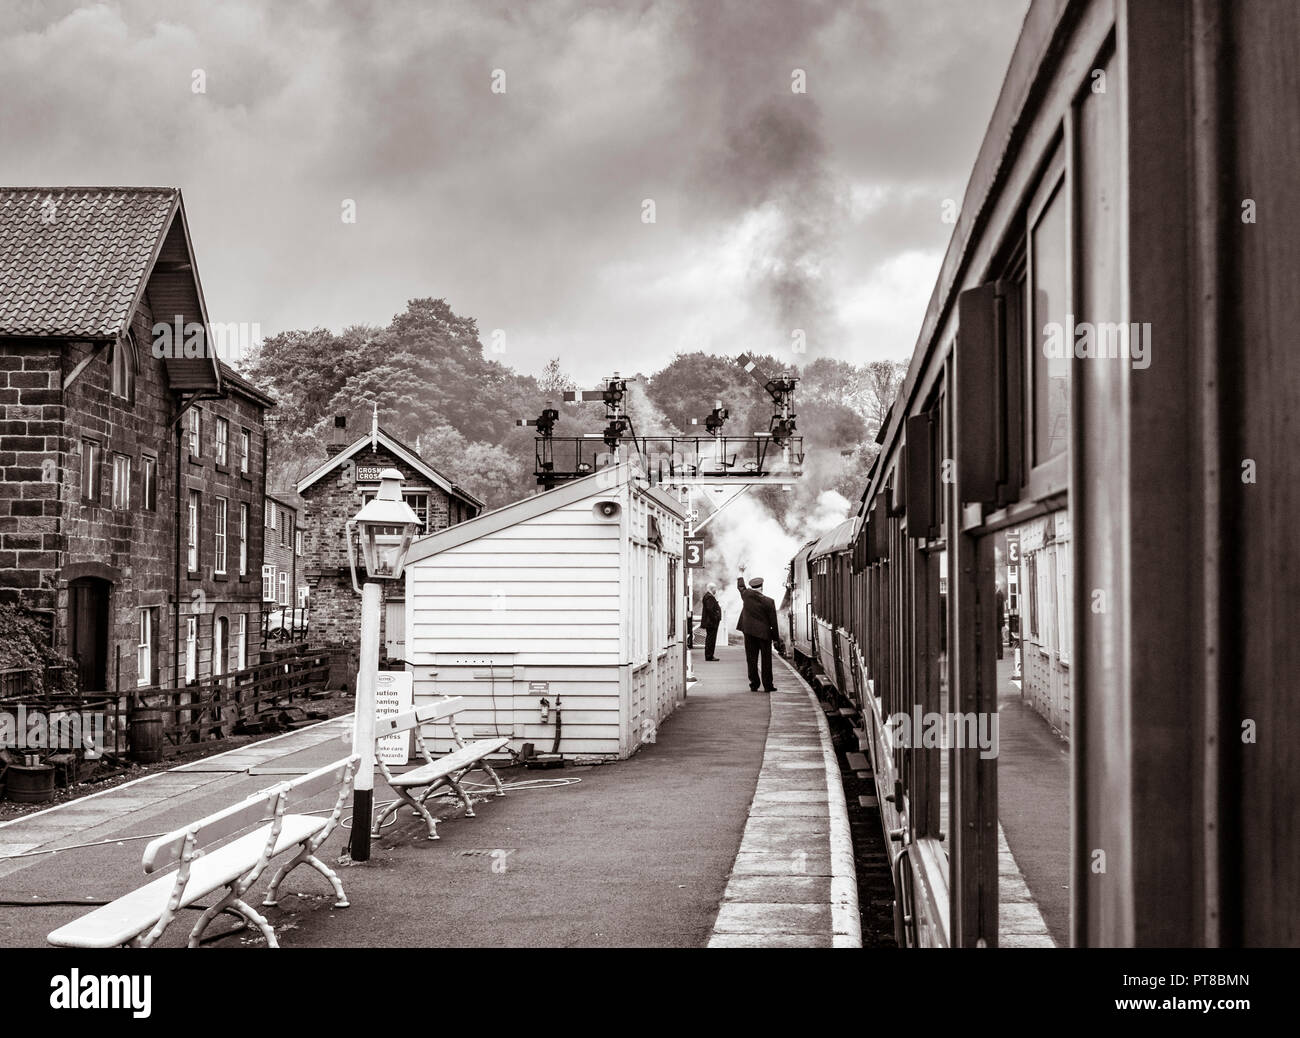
684;536;705;568
374;670;414;764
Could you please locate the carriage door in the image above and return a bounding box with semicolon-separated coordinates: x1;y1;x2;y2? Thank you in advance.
69;577;110;692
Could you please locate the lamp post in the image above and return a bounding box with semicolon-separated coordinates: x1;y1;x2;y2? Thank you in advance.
346;468;421;862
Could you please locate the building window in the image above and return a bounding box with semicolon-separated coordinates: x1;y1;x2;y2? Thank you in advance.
213;616;227;678
239;503;249;575
240;430;250;474
404;493;430;534
267;501;276;530
262;565;275;602
1029;163;1070;467
215;416;229;466
296;585;308;609
136;609;152;687
187;490;200;572
188;408;201;457
112;453;131;510
214;498;228;575
281;510;289;546
185;617;197;683
237;614;247;670
142;454;157;511
295;529;303;556
111;334;136;403
81;439;101;503
278;570;289;606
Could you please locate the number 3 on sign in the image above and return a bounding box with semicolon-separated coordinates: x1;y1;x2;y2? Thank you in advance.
684;537;704;569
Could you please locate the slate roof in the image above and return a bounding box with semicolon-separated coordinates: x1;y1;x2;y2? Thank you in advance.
0;187;178;337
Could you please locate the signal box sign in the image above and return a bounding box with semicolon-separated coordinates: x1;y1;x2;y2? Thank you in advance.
374;670;414;764
355;465;384;482
684;536;705;569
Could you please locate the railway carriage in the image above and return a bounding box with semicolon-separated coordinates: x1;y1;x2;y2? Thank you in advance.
794;0;1300;948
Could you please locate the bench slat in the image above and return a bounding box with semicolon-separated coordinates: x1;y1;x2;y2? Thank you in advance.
388;738;510;789
376;697;465;738
286;755;358;806
50;815;327;949
142;790;279;874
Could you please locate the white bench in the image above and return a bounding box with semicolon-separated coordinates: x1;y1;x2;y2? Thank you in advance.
372;696;509;840
47;755;358;949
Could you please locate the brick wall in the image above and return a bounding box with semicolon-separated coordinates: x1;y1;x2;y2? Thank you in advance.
0;342;64;614
263;496;298;608
300;445;458;652
1;303;273;692
178;384;268;683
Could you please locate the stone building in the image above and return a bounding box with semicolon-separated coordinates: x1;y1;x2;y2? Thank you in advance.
296;417;481;671
262;491;305;626
0;187;274;692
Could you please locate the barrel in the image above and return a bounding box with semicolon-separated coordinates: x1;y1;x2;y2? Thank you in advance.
128;707;164;764
6;763;55;803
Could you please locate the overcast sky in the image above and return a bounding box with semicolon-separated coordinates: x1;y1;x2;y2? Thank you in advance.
1;0;1028;383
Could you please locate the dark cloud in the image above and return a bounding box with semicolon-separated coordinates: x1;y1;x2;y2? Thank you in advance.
0;0;1027;380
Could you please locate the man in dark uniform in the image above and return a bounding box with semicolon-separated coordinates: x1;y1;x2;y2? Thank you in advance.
701;582;722;661
736;564;783;692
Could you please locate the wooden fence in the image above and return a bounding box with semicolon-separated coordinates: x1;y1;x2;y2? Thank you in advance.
135;649;333;745
1;649;333;759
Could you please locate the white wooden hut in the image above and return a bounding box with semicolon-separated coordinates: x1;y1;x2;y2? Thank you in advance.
402;464;686;760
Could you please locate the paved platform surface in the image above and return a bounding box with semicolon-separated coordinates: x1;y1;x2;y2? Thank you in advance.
997;657;1069;947
0;639;864;948
708;653;860;948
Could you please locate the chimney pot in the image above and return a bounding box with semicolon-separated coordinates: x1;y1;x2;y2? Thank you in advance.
325;414;348;455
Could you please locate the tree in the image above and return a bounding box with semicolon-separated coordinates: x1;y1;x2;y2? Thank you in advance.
538;356;576;396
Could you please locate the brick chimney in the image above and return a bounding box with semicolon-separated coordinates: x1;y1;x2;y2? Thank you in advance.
325;414;348;455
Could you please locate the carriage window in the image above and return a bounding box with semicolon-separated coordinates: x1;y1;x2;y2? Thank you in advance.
1030;171;1070;465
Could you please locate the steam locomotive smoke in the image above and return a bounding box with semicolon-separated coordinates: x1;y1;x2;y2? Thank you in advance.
678;0;848;350
703;483;850;629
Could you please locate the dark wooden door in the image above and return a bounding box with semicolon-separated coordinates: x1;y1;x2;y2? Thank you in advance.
69;578;109;692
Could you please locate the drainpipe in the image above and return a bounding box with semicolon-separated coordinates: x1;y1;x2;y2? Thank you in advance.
173;413;182;690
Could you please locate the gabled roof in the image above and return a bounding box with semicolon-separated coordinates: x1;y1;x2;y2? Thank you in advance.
406;465;626;565
0;186;222;392
0;187;174;337
219;361;277;408
294;426;484;509
406;464;685;565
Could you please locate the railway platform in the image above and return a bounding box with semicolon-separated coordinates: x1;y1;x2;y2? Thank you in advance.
0;639;858;948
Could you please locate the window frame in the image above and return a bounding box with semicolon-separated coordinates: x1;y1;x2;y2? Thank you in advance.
214;416;229;467
240;429;250;474
237;613;247;670
1021;142;1071;500
185;616;197;683
136;609;152;687
213;615;227;678
188;408;201;458
187;490;200;572
141;453;157;512
214;497;228;575
81;439;101;504
262;564;275;603
111;452;131;510
239;502;249;575
278;570;289;607
111;333;137;404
